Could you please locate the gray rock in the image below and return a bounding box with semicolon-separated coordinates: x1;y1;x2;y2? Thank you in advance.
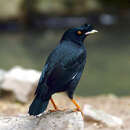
1;66;41;103
0;0;22;20
0;111;84;130
0;69;6;84
83;104;123;127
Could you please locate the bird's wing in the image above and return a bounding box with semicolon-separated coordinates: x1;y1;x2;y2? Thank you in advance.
63;51;86;70
46;50;86;88
35;44;86;94
66;71;83;99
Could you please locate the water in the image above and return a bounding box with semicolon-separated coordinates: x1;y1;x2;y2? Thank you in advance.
0;25;130;96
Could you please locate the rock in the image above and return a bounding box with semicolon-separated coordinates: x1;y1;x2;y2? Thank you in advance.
0;0;23;20
83;104;123;127
1;66;41;103
0;110;84;130
0;69;6;84
35;0;66;15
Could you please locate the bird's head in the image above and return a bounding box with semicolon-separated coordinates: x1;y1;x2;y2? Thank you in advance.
61;24;98;45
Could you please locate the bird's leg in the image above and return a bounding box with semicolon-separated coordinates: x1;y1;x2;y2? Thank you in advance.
71;99;84;117
50;97;59;112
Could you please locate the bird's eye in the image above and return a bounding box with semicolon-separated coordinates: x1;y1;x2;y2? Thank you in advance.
77;30;82;35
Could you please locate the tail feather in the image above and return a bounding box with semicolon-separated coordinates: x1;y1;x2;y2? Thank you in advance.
28;96;49;116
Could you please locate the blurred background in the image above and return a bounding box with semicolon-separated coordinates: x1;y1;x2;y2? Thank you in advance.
0;0;130;97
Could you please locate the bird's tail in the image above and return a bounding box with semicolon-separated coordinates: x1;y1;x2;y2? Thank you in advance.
28;95;50;116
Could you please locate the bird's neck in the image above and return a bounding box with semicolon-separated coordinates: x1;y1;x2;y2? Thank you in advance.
60;39;83;46
60;40;86;52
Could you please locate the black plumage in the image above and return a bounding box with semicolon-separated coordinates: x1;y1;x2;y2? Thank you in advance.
28;24;98;116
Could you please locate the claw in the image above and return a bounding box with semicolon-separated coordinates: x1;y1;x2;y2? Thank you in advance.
72;108;84;118
49;109;60;112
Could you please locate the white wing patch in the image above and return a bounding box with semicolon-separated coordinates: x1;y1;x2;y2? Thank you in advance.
72;73;78;80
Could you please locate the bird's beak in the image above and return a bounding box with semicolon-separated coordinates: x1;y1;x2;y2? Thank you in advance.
85;30;98;35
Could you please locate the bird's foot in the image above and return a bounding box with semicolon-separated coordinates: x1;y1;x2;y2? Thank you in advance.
73;108;84;118
49;108;67;112
49;109;61;112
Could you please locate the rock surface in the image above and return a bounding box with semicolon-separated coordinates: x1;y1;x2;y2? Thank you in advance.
83;104;123;127
0;69;6;84
1;66;41;103
0;110;84;130
0;0;22;19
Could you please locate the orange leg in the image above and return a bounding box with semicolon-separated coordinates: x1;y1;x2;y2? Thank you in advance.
50;97;59;111
71;99;84;117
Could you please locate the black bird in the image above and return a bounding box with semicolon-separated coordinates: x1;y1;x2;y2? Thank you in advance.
28;24;98;116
